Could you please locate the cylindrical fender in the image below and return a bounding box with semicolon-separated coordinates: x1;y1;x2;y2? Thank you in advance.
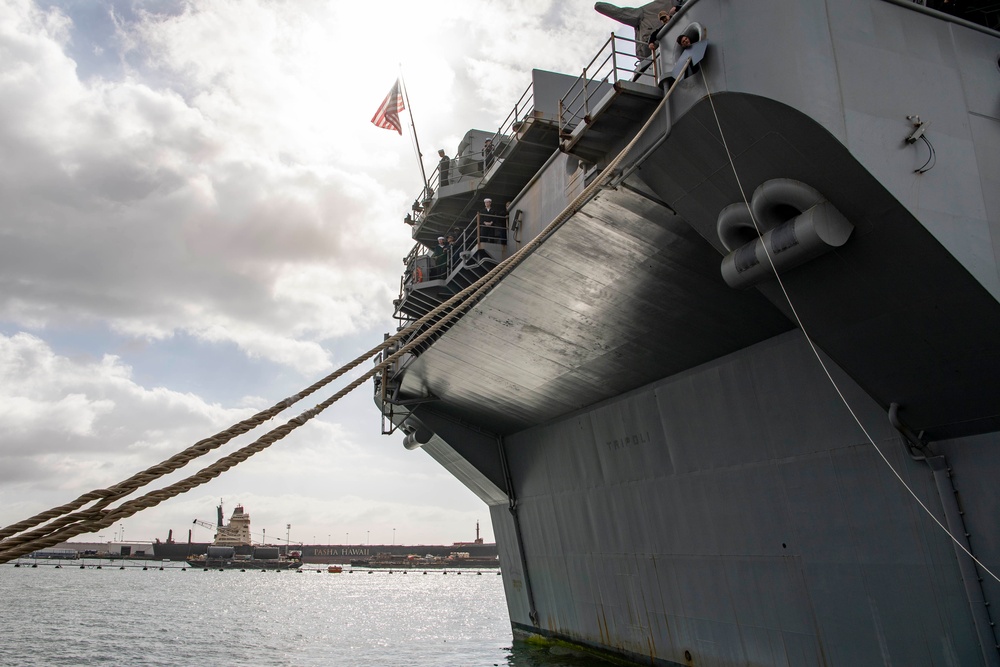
402;426;433;451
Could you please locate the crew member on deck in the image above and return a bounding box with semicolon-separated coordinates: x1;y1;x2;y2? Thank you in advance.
647;9;673;51
483;139;496;171
431;236;449;279
479;198;503;243
437;149;451;187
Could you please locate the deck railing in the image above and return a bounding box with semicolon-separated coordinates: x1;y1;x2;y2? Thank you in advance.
558;33;657;138
482;80;537;171
408;80;538;229
397;214;510;307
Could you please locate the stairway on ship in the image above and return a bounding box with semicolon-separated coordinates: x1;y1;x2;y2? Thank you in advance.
394;244;505;354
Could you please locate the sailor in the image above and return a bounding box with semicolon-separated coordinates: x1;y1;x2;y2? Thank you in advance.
431;236;448;279
677;32;695;49
437;149;451;187
647;9;672;51
483;139;495;171
479;198;503;242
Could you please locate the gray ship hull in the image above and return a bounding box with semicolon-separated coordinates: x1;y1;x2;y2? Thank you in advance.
490;329;1000;665
380;0;1000;664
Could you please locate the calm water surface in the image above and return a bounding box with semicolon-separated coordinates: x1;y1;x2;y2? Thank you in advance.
1;561;619;667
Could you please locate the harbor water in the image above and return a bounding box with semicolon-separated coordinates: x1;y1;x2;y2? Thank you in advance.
0;560;618;666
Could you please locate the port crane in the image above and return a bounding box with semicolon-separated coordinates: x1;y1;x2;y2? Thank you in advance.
191;519;216;537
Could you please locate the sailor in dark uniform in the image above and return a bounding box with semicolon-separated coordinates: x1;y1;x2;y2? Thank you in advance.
483;139;495;171
479;198;503;243
437;149;451;187
431;236;449;279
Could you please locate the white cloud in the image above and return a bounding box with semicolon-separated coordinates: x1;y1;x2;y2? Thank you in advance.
0;0;412;373
0;332;492;544
0;331;248;463
0;0;614;372
0;0;621;544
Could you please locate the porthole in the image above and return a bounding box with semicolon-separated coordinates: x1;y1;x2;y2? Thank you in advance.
674;21;707;57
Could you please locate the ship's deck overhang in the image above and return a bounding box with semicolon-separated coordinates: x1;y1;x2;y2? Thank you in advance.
397;185;793;435
392;0;1000;442
397;89;1000;442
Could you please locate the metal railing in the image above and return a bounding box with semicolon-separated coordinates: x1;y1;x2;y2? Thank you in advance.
408;81;539;229
558;33;656;138
483;80;537;169
397;213;510;303
469;212;510;248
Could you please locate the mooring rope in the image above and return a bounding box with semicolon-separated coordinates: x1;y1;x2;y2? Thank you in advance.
0;228;538;547
0;300;469;544
0;60;690;563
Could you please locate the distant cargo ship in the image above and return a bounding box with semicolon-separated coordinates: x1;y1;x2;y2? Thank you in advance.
154;502;255;560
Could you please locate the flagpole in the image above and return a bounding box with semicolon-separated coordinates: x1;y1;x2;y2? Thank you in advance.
399;74;430;197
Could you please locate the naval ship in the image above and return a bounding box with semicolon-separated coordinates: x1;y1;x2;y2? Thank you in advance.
376;1;1000;665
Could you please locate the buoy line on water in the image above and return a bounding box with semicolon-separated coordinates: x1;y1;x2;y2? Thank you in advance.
5;559;503;574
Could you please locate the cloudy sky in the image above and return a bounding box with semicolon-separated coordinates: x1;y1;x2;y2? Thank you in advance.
0;0;622;548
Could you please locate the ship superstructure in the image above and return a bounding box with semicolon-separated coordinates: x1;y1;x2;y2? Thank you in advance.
212;504;252;547
376;1;1000;665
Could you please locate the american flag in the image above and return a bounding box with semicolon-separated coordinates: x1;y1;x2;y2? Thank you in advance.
371;79;405;135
